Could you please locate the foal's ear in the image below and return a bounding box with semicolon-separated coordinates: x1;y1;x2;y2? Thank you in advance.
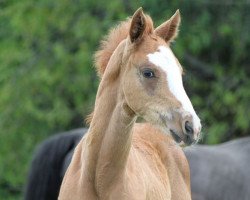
155;10;181;43
129;7;146;43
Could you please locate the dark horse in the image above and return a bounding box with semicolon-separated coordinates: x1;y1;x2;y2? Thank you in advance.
24;128;86;200
24;129;250;200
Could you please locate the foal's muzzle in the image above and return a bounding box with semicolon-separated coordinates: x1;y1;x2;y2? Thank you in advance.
170;112;201;145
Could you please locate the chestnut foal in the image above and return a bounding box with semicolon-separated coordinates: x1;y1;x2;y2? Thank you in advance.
59;8;201;200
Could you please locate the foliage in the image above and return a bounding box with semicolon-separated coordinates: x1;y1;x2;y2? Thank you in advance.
0;0;249;198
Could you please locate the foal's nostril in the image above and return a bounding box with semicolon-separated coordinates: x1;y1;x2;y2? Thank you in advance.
184;121;194;135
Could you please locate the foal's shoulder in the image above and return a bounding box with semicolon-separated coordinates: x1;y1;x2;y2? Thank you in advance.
132;123;175;145
132;123;189;179
132;123;185;159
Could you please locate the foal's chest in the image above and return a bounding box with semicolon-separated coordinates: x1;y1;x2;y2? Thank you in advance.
120;147;171;200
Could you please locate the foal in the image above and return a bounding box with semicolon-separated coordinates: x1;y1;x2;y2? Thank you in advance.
59;8;201;200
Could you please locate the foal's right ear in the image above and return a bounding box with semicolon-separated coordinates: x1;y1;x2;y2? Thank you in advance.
129;7;146;43
155;10;181;43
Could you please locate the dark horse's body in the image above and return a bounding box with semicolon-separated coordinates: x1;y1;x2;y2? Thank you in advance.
24;129;250;200
24;129;86;200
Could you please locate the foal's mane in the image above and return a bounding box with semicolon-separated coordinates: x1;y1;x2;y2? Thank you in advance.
94;19;131;77
94;15;153;77
86;21;132;125
86;15;153;125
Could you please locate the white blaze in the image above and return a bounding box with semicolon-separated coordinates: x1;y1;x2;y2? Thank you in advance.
147;46;201;131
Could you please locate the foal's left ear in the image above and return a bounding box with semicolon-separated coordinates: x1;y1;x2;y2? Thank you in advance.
155;10;181;43
129;7;146;43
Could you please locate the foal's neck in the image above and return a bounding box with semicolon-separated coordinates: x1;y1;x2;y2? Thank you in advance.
83;42;136;196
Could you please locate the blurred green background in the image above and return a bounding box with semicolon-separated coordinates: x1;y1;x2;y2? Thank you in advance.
0;0;249;199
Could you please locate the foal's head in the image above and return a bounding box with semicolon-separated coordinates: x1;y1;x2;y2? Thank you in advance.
121;8;201;145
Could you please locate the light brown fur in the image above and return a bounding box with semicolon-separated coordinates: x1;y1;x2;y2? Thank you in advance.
59;8;198;200
94;19;131;77
95;15;154;78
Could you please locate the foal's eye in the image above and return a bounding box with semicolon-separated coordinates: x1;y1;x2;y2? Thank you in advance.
142;69;155;78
